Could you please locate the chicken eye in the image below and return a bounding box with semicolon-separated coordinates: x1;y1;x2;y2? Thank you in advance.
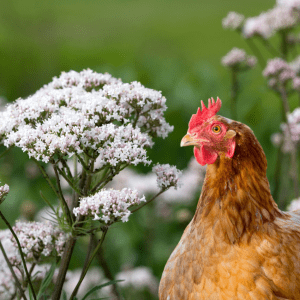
212;125;221;134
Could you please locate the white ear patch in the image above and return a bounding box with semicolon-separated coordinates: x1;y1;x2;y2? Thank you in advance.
223;117;234;124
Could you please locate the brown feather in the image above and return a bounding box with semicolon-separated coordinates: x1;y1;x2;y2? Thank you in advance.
159;117;300;300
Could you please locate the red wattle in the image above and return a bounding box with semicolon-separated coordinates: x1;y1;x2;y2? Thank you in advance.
194;146;218;166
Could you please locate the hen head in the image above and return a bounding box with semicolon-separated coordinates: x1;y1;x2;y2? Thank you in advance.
181;97;236;166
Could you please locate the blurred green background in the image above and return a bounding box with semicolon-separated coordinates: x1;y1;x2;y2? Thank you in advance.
0;0;294;298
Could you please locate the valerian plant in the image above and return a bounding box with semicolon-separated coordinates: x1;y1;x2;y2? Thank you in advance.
0;69;181;299
222;0;300;207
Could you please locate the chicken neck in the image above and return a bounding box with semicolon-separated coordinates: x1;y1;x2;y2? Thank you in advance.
192;130;285;245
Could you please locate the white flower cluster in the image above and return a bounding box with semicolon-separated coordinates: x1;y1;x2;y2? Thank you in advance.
0;229;20;298
116;266;158;295
272;108;300;153
243;5;299;39
263;58;296;88
288;197;300;211
277;0;300;9
222;12;244;30
45;69;120;90
0;70;172;164
286;108;300;142
221;48;257;69
0;183;9;200
12;220;67;259
152;164;182;190
73;188;146;223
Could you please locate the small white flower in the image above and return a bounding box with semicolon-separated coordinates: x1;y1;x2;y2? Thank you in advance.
74;188;145;224
152;164;182;190
116;266;158;295
263;58;296;88
11;220;67;259
222;12;244;30
288;197;300;211
221;48;256;69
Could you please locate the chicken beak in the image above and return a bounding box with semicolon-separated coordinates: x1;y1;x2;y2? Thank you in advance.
180;134;198;147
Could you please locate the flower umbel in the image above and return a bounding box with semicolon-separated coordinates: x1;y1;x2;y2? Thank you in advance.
221;48;257;69
11;221;67;259
152;164;182;190
73;188;146;223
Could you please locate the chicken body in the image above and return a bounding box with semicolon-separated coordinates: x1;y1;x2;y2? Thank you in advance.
159;113;300;300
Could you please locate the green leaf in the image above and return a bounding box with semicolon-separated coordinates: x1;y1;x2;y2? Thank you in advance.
29;286;34;300
37;262;56;299
81;280;123;300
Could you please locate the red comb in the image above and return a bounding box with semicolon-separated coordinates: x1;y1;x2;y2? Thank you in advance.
188;97;222;130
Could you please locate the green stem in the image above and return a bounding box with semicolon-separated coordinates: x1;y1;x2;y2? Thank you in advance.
75;154;90;173
260;37;282;57
56;166;83;197
278;85;299;198
52;164;89;300
0;241;27;300
0;211;36;300
52;163;73;226
69;234;95;299
59;158;73;179
33;159;60;200
51;237;76;300
131;189;165;213
245;38;265;69
93;238;121;299
69;227;108;300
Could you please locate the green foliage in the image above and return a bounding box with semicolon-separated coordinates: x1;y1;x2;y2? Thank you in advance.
37;263;56;299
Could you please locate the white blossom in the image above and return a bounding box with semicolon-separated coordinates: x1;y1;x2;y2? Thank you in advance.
271;132;283;147
277;0;300;9
288;197;300;211
0;70;173;165
222;12;244;30
263;58;296;88
289;55;300;74
243;6;299;39
116;266;158;295
152;164;182;190
73;188;146;224
0;183;9;200
221;48;257;68
12;221;67;259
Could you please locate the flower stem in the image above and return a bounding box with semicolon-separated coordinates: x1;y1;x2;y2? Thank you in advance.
131;189;165;213
52;163;73;226
33;159;61;200
278;85;299;198
69;234;95;299
245;38;265;69
0;241;27;300
51;237;76;300
69;227;109;300
0;211;36;300
93;238;121;299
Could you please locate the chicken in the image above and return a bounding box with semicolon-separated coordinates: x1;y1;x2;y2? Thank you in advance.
159;97;300;300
